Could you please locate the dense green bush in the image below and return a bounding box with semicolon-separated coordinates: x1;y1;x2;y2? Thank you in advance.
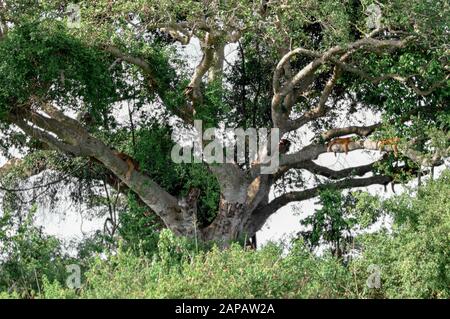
0;207;74;298
350;171;450;298
41;231;354;299
1;171;449;299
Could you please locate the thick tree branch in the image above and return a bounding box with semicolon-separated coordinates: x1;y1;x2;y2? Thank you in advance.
294;160;378;180
8;105;190;234
104;45;190;123
286;66;343;131
271;33;414;130
11;115;83;156
327;59;449;96
105;46;155;77
320;123;381;141
402;144;450;167
104;45;165;99
274;36;413;97
249;174;393;234
272;175;392;211
272;154;384;182
279;138;448;173
159;23;192;45
184;33;218;107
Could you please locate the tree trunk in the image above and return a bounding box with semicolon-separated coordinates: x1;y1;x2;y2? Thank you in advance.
201;198;249;243
189;177;271;245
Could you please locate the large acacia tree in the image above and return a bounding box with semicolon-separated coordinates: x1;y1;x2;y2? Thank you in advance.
0;0;448;245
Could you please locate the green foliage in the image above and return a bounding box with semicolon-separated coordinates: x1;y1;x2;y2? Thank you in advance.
123;121;220;227
1;170;449;299
0;207;73;298
0;291;20;299
194;79;232;128
299;189;367;258
117;194;161;255
224;35;274;129
351;171;450;298
96;121;221;256
37;167;450;299
40;235;354;299
0;0;448;300
0;20;119;122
